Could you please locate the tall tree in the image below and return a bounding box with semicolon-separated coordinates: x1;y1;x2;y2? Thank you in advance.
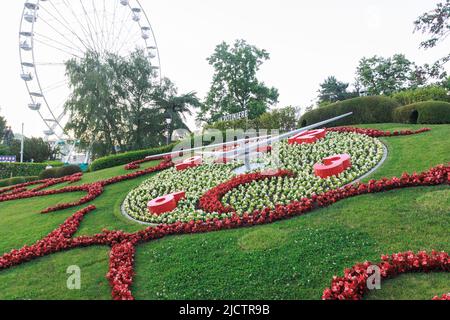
200;39;279;123
414;0;450;50
117;49;162;150
154;78;201;143
65;51;125;156
318;76;352;103
356;55;414;95
355;54;446;95
414;0;450;70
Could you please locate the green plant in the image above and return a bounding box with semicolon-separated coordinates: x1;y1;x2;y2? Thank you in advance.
0;176;39;188
57;165;82;177
38;168;60;180
89;143;177;172
392;86;450;105
0;162;64;180
299;96;400;127
393;101;450;124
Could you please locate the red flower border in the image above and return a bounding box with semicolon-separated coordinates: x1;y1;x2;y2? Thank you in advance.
322;251;449;300
328;126;431;137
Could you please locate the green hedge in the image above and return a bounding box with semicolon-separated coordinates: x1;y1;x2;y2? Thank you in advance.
393;101;450;124
89;143;177;172
299;96;400;127
0;162;64;180
0;176;39;188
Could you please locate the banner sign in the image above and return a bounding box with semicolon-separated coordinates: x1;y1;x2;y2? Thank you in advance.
220;110;248;122
0;156;16;163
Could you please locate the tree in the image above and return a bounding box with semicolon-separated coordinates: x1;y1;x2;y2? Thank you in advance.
318;76;353;103
117;49;162;150
0;114;6;143
355;54;445;95
414;1;450;76
65;51;125;156
9;137;52;162
200;39;279;123
414;0;450;50
356;55;414;95
153;78;201;143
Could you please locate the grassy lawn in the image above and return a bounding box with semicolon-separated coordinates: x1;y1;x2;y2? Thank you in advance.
0;124;448;300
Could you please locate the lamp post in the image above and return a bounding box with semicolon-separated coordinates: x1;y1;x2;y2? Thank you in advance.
20;123;24;163
164;113;173;145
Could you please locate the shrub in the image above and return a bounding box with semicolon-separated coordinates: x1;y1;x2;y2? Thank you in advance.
38;167;60;180
299;96;400;127
89;144;177;172
0;162;64;180
38;165;82;180
0;176;39;188
392;86;450;106
393;101;450;124
57;165;82;177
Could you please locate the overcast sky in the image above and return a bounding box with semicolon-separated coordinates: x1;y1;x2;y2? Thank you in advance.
1;0;449;138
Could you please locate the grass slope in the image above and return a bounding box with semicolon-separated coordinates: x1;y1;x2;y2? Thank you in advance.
0;124;448;300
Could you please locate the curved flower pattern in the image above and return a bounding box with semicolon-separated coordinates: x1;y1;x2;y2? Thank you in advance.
322;251;449;300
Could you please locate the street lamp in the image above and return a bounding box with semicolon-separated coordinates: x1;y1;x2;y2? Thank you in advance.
164;113;173;145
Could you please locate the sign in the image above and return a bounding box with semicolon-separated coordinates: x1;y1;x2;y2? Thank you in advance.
220;110;248;122
0;156;16;163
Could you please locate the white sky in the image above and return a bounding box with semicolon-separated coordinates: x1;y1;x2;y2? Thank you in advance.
1;0;449;138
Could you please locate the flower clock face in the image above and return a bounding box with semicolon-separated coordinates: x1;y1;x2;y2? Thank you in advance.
123;131;385;223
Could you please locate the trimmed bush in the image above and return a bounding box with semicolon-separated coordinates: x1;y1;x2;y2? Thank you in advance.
0;176;39;188
89;143;177;172
58;165;82;177
38;167;60;180
0;162;64;180
299;96;400;127
393;101;450;124
38;164;82;180
392;86;450;106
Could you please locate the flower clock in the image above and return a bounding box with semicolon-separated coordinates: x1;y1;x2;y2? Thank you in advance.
0;126;448;300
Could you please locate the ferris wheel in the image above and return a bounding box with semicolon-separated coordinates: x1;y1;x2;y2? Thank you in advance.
19;0;161;161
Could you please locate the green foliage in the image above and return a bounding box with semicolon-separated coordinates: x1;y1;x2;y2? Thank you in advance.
38;165;82;180
8;137;53;163
152;78;200;144
318;76;356;104
0;115;6;143
0;145;11;156
200;39;279;123
392;86;450;105
0;162;64;180
89;143;176;172
393;101;450;124
0;176;39;188
65;50;195;157
356;54;446;96
414;0;450;49
299;96;400;127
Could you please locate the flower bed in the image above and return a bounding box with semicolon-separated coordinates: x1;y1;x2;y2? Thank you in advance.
0;126;443;301
124;131;385;223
